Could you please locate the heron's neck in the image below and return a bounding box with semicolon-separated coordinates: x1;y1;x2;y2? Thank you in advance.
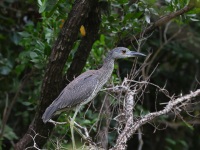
100;57;115;74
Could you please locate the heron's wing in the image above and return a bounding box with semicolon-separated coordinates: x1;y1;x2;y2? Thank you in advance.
51;70;100;110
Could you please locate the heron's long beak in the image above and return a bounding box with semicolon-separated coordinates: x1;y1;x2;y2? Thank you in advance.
129;51;146;57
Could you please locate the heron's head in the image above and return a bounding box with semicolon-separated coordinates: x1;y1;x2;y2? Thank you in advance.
109;47;146;59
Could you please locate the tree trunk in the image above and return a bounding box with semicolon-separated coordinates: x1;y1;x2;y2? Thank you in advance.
14;0;100;149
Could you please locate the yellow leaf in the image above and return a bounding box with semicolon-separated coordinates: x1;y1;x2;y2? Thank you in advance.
80;25;86;36
59;19;65;29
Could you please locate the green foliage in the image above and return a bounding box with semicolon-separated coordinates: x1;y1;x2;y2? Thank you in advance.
0;120;18;141
0;0;72;148
0;54;13;75
1;0;200;149
165;137;189;150
17;0;71;71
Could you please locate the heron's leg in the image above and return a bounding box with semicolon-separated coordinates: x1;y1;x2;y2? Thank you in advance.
71;119;96;146
70;105;81;150
48;119;68;125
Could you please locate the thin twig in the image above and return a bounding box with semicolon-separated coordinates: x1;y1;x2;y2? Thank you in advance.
111;89;200;150
0;70;33;139
118;1;195;46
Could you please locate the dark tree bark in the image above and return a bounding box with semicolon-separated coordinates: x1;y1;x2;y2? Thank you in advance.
14;0;100;149
66;5;101;83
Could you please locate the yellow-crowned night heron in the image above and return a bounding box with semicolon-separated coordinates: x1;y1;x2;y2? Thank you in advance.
42;47;145;123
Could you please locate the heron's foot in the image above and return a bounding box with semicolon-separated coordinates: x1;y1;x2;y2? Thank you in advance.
69;117;96;146
48;119;68;126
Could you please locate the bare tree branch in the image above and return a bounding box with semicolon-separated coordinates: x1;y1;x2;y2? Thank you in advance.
113;90;135;150
111;89;200;150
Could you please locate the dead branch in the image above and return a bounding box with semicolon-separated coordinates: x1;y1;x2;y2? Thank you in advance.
113;90;135;150
111;89;200;150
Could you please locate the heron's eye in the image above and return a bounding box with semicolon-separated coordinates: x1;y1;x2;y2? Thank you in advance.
122;50;126;54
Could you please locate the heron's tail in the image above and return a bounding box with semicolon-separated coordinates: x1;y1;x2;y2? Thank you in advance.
42;106;57;123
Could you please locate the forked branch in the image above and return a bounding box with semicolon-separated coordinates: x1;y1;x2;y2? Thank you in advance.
111;89;200;150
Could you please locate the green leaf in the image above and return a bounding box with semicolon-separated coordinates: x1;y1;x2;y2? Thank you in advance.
0;66;11;75
183;121;194;130
21;101;32;106
118;0;128;4
31;58;40;63
100;34;105;45
190;18;200;21
45;0;59;11
145;8;150;23
2;123;18;141
38;0;48;13
44;27;54;43
37;0;42;6
178;140;188;147
82;119;91;125
29;51;38;59
18;31;30;38
11;32;21;45
166;138;176;145
145;14;150;23
149;7;159;16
